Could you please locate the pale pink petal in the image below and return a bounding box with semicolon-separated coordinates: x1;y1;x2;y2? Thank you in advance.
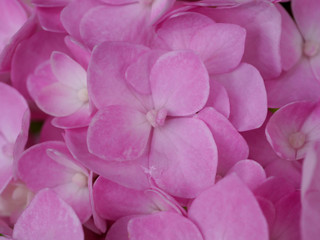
266;59;320;108
197;107;248;175
310;50;320;81
150;50;209;116
51;51;86;89
88;41;148;109
196;1;282;79
36;82;83;117
128;212;203;240
64;128;150;190
227;160;266;191
213;63;267;131
36;7;65;33
53;182;91;223
189;174;269;240
205;79;230;118
265;101;316;160
13;189;84;240
88;106;151;161
150;117;217;198
292;0;320;41
276;4;303;71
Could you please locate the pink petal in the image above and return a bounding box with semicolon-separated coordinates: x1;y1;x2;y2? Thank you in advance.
64;128;150;190
105;216;135;240
0;0;27;53
93;177;156;220
189;174;269;240
197;107;248;175
196;1;282;79
276;4;303;71
51;105;91;129
79;5;148;49
64;36;91;69
156;12;245;75
150;117;217;198
13;189;84;240
88;106;151;161
60;0;99;42
266;59;320;108
292;0;320;41
17;141;77;191
150;50;209;116
214;63;267;131
265;101;316;160
227;160;266;191
0;82;29;142
128;212;203;240
11;30;69;99
205;79;230;118
88;41;148;109
149;0;175;24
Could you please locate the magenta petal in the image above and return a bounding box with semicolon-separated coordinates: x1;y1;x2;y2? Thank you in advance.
105;216;134;240
13;189;84;240
65;128;150;190
197;107;248;175
36;7;65;33
292;0;320;41
189;174;269;240
88;106;151;161
150;50;209;116
214;63;267;131
276;4;303;71
88;41;148;109
150;117;217;198
271;191;301;240
128;212;203;240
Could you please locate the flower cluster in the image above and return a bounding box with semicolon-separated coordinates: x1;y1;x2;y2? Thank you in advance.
0;0;319;239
